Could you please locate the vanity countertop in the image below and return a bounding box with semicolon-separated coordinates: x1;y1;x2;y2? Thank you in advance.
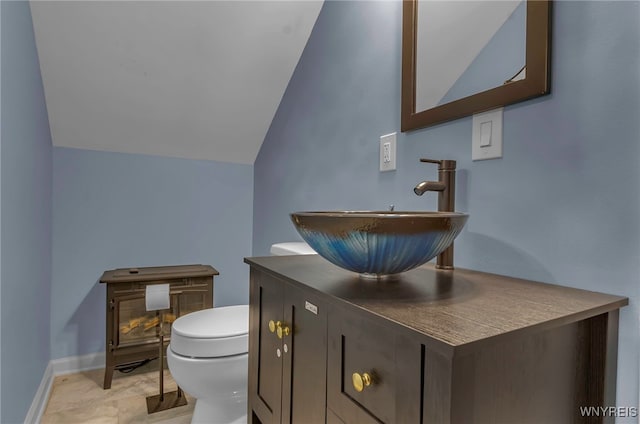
245;255;628;355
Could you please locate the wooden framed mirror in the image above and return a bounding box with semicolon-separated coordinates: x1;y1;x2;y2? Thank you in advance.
401;0;551;131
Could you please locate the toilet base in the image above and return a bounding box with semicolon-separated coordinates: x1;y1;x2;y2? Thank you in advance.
190;396;247;424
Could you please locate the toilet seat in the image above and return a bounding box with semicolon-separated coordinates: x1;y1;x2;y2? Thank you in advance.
170;304;249;358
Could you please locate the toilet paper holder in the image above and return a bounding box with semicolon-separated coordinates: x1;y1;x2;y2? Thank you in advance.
145;284;188;414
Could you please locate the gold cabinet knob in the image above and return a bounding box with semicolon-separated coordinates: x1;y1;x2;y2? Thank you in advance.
268;320;279;333
276;323;290;339
352;372;372;392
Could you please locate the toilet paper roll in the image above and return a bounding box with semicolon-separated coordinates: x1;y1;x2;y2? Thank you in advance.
145;283;170;311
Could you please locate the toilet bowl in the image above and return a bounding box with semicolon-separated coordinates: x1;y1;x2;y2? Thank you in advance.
167;242;314;424
167;304;248;424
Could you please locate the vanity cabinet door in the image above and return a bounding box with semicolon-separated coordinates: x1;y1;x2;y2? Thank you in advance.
248;269;328;424
281;285;327;424
327;306;422;424
249;271;285;424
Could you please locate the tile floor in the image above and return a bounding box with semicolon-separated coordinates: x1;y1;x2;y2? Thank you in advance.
41;361;195;423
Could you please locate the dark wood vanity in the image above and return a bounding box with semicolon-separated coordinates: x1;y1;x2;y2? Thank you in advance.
245;255;627;424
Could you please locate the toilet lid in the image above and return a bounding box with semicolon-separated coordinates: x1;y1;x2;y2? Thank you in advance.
170;305;249;358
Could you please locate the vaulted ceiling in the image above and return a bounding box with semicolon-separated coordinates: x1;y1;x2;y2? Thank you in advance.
30;1;323;165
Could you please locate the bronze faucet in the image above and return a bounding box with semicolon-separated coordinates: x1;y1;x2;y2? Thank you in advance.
414;158;457;270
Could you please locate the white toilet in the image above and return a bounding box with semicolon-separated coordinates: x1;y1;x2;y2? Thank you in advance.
167;242;315;424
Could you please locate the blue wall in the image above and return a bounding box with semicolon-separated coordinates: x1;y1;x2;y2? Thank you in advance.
1;2;53;422
1;3;255;419
254;0;640;416
52;147;253;359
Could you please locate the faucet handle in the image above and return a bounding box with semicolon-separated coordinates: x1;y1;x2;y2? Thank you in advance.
419;158;456;170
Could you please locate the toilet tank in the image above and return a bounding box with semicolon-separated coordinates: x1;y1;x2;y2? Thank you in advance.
270;242;317;256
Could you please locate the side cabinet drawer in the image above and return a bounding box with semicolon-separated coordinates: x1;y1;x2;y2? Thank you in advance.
327;307;422;423
327;408;346;424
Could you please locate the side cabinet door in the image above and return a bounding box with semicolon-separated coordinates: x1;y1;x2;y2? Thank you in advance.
249;270;284;424
281;284;328;424
327;306;423;424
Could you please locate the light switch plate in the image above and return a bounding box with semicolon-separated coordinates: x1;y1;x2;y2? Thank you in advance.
380;132;397;171
472;108;503;161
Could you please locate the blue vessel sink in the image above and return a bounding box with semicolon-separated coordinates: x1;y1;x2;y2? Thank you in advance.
290;211;468;278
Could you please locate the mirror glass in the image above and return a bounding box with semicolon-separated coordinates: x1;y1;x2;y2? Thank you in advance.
416;0;526;111
402;0;550;131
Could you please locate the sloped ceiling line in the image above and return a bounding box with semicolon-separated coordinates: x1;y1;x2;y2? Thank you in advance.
30;1;324;165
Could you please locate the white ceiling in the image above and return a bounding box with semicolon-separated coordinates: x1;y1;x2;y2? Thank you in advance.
30;1;323;165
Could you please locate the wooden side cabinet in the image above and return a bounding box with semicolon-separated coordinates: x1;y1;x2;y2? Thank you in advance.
100;264;217;389
246;255;628;424
248;269;328;424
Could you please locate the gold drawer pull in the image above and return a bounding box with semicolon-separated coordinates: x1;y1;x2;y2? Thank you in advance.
352;372;372;392
268;320;290;338
276;323;290;339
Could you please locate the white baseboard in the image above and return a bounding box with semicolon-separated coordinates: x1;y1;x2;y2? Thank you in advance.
24;362;53;424
25;352;105;424
50;352;105;376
